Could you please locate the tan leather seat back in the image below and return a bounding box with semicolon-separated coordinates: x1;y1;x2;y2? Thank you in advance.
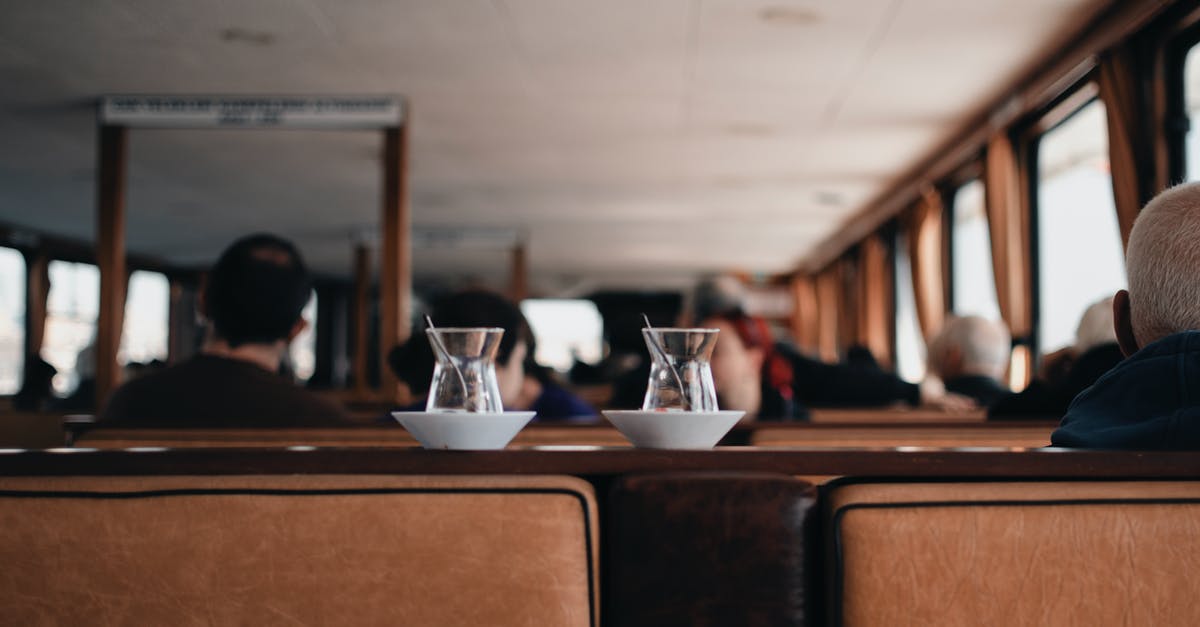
828;481;1200;627
0;474;598;626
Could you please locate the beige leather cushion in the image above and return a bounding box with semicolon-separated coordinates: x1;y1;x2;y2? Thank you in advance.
0;474;598;626
830;481;1200;627
751;425;1053;448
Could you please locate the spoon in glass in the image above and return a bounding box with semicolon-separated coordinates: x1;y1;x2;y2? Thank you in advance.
642;313;691;411
424;315;471;410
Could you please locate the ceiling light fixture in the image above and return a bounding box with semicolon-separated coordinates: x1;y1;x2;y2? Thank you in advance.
220;27;276;47
758;7;821;26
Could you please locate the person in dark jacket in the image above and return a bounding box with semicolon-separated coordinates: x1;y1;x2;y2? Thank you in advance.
701;311;971;421
926;315;1012;407
990;297;1124;419
1052;182;1200;449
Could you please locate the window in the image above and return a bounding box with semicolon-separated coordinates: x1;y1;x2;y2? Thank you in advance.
44;261;99;396
893;234;925;383
0;248;24;395
1184;42;1200;181
119;270;169;366
288;291;317;382
950;179;1000;320
520;299;604;372
1035;99;1126;353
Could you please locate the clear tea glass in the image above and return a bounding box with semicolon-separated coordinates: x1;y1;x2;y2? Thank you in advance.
641;328;720;412
425;327;505;413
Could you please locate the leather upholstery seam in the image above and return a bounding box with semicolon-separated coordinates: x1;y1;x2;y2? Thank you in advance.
830;496;1200;627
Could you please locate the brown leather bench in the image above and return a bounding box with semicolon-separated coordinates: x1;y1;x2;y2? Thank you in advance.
826;480;1200;626
751;422;1057;449
606;472;817;626
0;474;598;626
67;423;630;449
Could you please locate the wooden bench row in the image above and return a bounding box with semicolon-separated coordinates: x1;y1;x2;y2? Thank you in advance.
2;448;1200;625
62;419;1056;450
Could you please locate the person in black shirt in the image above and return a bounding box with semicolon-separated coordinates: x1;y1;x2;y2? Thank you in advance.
100;233;349;426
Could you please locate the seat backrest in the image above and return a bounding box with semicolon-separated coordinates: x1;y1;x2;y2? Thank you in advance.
751;423;1056;448
607;472;816;626
827;480;1200;627
0;474;598;626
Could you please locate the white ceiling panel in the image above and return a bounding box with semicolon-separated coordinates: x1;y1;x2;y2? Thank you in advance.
0;0;1108;293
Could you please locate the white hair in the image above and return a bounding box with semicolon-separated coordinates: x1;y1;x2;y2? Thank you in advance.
1126;182;1200;345
1074;296;1116;353
928;315;1011;379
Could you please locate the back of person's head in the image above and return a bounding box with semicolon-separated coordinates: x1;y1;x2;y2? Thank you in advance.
690;275;746;322
928;315;1011;380
388;289;532;393
1075;296;1117;353
1125;182;1200;346
204;233;312;348
704;310;794;397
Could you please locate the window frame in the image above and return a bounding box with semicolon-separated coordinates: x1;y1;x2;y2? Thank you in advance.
1023;81;1125;359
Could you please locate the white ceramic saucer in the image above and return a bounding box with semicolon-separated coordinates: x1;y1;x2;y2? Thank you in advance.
600;410;745;449
392;411;536;450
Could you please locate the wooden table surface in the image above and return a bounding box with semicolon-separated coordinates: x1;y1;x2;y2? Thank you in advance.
2;446;1198;479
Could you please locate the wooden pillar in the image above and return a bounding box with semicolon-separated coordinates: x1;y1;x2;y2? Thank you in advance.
24;252;49;363
352;243;371;397
509;242;528;302
380;121;412;400
95;124;127;411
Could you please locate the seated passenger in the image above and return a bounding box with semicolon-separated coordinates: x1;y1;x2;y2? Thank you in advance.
702;310;972;421
1052;183;1200;449
925;315;1012;407
389;289;595;420
989;297;1123;419
99;234;349;427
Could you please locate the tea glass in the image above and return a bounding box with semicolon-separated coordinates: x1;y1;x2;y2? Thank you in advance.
425;327;505;413
640;327;720;412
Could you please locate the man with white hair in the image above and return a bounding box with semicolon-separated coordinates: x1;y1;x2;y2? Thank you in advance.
926;315;1012;406
1053;182;1200;449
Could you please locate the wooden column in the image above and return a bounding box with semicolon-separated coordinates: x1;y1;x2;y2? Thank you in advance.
509;242;528;302
24;252;49;363
380;122;412;400
95;124;128;411
352;243;371;397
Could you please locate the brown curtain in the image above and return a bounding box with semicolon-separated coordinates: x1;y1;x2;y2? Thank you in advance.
789;274;820;356
907;187;946;341
815;264;841;363
24;253;50;362
837;255;859;355
985;132;1033;387
1098;44;1149;248
856;232;894;368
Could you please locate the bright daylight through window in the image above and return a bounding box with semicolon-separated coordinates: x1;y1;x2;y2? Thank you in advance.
119;270;169;366
1036;99;1125;353
520;299;604;372
951;179;1000;321
0;248;24;395
893;234;925;383
44;260;99;396
289;291;317;382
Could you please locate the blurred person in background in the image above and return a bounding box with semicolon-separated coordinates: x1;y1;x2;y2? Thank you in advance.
989;297;1123;419
701;310;973;421
925;316;1012;407
389;289;594;420
99;233;349;427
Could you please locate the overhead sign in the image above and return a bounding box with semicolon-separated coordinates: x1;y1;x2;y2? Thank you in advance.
100;95;404;129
